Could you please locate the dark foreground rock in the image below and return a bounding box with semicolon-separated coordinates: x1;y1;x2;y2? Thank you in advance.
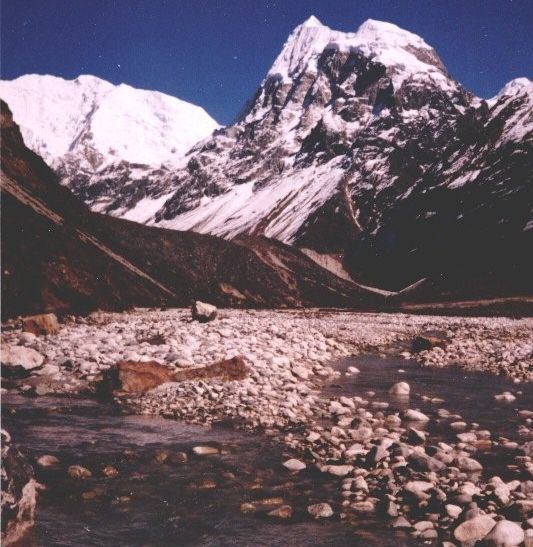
1;429;37;546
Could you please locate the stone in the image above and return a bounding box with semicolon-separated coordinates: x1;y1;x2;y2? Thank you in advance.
484;519;524;546
197;479;217;489
409;453;445;472
292;366;309;380
457;432;478;443
102;466;119;478
347;366;360;374
391;516;412;529
366;444;389;466
446;504;463;519
456;456;483;472
170;452;188;464
306;431;321;443
97;360;176;394
389;382;410;396
36;455;59;468
453;515;496;544
307;503;333;519
97;356;248;395
67;465;92;479
173;356;249;382
494;392;517;403
154;450;171;463
351;500;376;514
1;346;44;378
18;332;37;346
322;464;353;477
420;529;438;540
404;481;433;501
403;409;430;422
192;446;219;456
191;301;217;323
407;427;426;445
282;458;306;472
414;520;434;532
267;505;293;519
240;498;284;513
21;313;59;335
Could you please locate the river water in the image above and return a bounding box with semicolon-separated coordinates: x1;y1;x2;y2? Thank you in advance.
2;395;402;546
2;355;531;546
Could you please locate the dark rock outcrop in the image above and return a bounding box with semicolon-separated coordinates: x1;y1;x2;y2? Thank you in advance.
1;430;37;545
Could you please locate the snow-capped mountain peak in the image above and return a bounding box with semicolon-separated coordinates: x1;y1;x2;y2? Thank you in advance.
495;77;532;98
0;74;219;171
268;16;448;90
300;15;323;28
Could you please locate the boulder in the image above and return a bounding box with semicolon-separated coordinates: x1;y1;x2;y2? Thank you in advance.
307;503;333;519
97;360;176;394
453;515;496;544
403;409;430;422
282;459;306;472
192;446;219;456
1;346;44;379
67;465;92;479
174;356;248;382
389;382;410;396
191;301;217;322
484;520;525;546
36;455;59;468
21;313;59;336
267;505;293;519
1;430;37;546
97;356;248;395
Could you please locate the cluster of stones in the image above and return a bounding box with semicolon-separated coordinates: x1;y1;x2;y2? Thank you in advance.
2;308;532;544
282;386;532;544
409;319;533;383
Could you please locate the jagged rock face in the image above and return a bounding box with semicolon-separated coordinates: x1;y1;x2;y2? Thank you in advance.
145;18;531;291
150;18;474;239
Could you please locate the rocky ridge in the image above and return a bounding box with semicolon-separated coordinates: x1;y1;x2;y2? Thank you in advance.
1;99;383;319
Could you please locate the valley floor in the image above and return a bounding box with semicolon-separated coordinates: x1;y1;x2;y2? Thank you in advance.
2;309;533;545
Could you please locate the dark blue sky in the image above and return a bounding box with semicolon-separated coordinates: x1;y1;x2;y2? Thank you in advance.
2;0;532;124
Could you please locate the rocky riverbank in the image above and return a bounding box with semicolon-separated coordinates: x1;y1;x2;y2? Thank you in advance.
2;308;532;544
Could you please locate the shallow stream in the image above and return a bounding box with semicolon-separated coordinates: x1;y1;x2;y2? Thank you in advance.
3;354;531;546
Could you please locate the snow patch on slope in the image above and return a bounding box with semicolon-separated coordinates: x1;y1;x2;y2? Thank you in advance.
156;160;344;242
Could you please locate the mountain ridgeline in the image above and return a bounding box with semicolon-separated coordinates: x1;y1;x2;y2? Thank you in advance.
1;17;532;309
1;100;384;319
